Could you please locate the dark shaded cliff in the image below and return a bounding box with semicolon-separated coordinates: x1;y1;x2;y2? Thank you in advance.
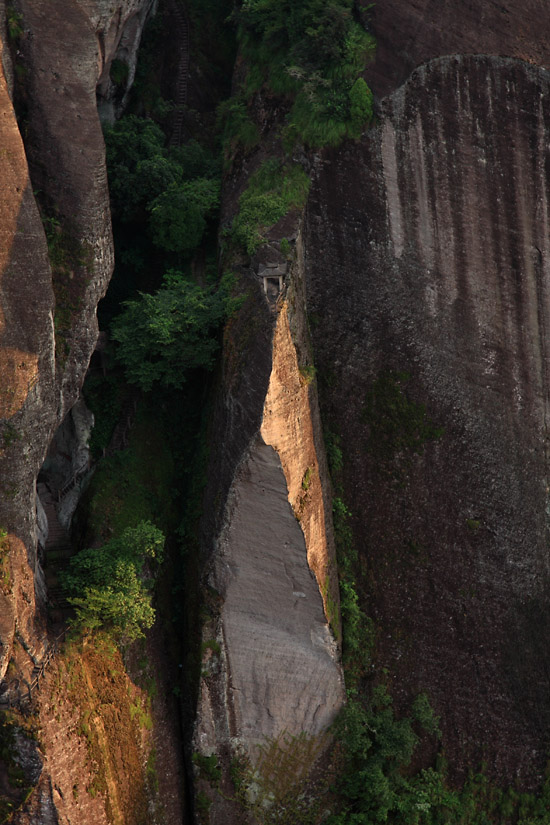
366;0;550;97
306;53;550;783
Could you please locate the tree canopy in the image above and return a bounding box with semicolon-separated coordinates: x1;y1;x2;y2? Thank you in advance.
111;271;227;391
62;521;165;642
104;116;220;253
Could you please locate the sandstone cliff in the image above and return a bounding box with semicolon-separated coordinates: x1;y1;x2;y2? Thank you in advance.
195;0;550;808
0;1;162;821
194;228;345;822
306;52;550;783
7;0;550;821
0;0;156;678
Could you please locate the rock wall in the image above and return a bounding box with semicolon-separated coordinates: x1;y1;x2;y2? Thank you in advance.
0;0;154;667
0;1;159;822
195;234;344;820
260;238;340;632
0;31;55;667
305;53;550;784
366;0;550;97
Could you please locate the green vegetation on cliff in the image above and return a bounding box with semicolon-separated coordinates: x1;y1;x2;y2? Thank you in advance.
229;158;310;254
62;521;164;642
233;0;375;147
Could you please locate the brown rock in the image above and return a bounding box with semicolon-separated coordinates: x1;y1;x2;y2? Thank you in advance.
305;54;550;784
366;0;550;97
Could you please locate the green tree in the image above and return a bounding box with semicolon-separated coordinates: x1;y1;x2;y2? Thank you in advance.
104;115;167;222
348;77;374;139
62;521;164;642
111;272;226;391
148;178;220;254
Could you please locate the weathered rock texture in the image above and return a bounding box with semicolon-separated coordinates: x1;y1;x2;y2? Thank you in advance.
365;0;550;97
203;437;343;746
195;236;344;820
0;0;153;664
0;32;54;666
0;2;163;822
305;53;550;784
261;240;340;632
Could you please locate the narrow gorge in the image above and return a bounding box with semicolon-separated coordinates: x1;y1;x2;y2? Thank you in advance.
4;1;550;824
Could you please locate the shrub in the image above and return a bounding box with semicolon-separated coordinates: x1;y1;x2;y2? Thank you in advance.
231;159;310;254
217;97;260;161
111;271;227;391
6;6;23;42
233;0;376;148
193;752;222;785
62;521;164;642
348;77;374;138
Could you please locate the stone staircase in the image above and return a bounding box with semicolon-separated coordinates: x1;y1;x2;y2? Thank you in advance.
168;0;190;146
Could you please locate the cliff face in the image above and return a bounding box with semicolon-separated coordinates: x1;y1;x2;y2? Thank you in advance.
0;0;155;672
366;0;550;97
0;2;162;822
8;0;550;819
0;32;53;671
305;53;550;782
195;225;345;822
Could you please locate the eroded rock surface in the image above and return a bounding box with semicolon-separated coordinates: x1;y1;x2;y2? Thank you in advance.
366;0;550;97
261;283;340;632
206;437;343;750
306;54;550;783
0;0;154;666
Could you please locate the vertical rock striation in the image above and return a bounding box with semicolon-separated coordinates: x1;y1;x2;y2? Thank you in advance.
0;0;155;671
305;54;550;783
366;0;550;97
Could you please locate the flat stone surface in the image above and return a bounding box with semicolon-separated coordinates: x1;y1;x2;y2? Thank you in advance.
214;437;344;750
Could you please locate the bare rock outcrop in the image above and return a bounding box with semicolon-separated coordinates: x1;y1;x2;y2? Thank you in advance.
195;235;345;819
366;0;550;97
0;34;54;665
305;53;550;784
203;437;343;747
261;240;340;632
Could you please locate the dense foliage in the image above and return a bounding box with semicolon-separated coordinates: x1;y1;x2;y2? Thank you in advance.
111;271;228;391
104;116;220;256
233;0;375;147
229;158;310;254
62;521;164;642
